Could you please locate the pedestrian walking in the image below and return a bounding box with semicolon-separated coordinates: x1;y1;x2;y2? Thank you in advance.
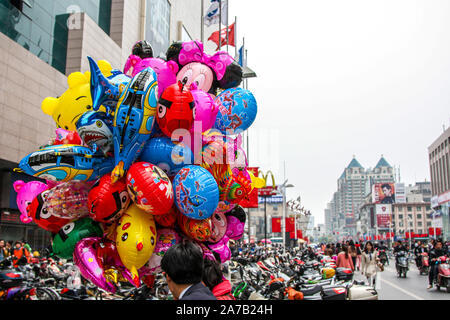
0;239;11;262
361;241;380;288
336;244;355;271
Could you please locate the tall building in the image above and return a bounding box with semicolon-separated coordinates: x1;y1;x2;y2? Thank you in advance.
327;155;396;239
0;0;207;249
428;126;450;241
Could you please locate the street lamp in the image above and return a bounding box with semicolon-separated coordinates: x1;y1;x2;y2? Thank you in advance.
280;180;294;252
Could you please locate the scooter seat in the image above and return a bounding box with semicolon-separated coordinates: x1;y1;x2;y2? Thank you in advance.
299;285;322;296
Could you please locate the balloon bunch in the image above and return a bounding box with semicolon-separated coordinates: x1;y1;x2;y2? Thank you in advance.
14;40;263;293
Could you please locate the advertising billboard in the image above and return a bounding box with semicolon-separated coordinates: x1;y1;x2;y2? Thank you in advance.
372;183;396;204
376;204;392;229
394;183;406;203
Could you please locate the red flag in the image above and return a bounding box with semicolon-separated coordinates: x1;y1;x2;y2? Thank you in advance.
208;23;235;50
285;217;295;232
289;231;296;239
297;230;303;239
272;217;281;233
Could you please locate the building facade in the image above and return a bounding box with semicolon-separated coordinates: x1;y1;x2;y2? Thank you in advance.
326;155;396;240
0;0;206;249
428;126;450;241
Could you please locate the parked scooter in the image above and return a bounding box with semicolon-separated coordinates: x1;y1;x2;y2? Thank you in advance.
433;256;450;293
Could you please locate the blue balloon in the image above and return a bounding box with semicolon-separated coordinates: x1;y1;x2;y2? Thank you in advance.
214;88;257;135
173;166;219;220
76;111;114;156
139;137;193;176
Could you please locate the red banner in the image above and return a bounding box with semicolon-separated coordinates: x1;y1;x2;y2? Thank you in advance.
285;217;295;232
240;167;259;208
289;231;296;239
297;230;303;239
272;217;281;233
429;228;442;236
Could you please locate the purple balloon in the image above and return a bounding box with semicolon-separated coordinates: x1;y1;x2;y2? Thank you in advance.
207;235;231;263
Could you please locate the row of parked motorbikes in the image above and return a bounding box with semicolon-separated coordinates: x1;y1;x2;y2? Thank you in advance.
1;245;448;300
227;247;378;300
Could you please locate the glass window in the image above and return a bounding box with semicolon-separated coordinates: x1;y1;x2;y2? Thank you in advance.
399;214;403;219
416;206;422;211
407;206;412;212
417;214;422;219
418;222;422;227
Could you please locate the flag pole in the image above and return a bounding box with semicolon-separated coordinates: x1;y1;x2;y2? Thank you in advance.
226;0;229;53
234;16;237;58
219;0;222;50
201;0;204;43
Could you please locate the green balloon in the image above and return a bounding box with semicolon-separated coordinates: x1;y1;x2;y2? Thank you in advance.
52;217;103;259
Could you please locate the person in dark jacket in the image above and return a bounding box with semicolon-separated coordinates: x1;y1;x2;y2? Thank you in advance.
161;240;216;300
427;240;446;289
202;258;235;300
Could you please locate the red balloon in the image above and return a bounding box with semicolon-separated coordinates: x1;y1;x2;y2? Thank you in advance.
88;175;130;223
27;191;69;233
126;162;174;215
156;82;195;138
154;206;179;228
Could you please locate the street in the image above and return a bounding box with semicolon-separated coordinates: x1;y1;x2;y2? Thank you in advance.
354;259;450;300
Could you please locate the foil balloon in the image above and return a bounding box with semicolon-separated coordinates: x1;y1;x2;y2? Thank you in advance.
13;180;50;224
209;210;228;243
225;205;246;240
73;237;117;293
147;228;181;274
214;87;257;135
116;204;157;287
189;84;219;135
76;111;114;156
177;213;212;242
207;235;231;263
156;82;195;138
153;206;179;228
88;57;158;182
126;162;173;215
53;129;82;145
88;175;130;223
33;181;91;220
27;192;75;233
139;137;193;176
52;218;103;259
18;144;114;182
173;166;219;220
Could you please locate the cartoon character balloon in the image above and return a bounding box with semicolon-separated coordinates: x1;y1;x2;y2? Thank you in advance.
139;137;193;176
126;162;173;215
209;210;228;243
225;205;247;240
52;218;103;259
27;193;70;233
189;84;219;135
88;175;130;223
173;166;219;220
156;82;195;138
53;129;82;146
76;111;114;156
214;87;258;135
177;213;212;242
207;236;231;263
166;40;242;95
116;204;157;286
13;180;50;224
146;228;181;274
41;60;113;131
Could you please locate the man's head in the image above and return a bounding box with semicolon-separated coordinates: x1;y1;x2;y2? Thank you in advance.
14;241;21;249
161;241;204;299
0;239;4;247
435;240;443;250
381;184;392;197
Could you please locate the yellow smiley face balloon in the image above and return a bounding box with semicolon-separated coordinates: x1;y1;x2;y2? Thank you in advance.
116;204;157;287
41;60;113;131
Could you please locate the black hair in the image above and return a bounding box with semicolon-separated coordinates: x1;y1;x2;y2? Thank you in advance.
165;41;243;95
202;258;223;291
225;205;246;223
364;241;374;254
132;40;153;59
381;183;392;190
161;240;204;285
14;241;21;246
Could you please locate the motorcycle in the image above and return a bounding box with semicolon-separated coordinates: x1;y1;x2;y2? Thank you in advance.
395;251;409;278
378;250;388;266
417;252;429;275
434;256;450;293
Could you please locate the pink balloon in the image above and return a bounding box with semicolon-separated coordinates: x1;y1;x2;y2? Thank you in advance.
13;180;50;224
147;228;181;274
209;210;227;243
73;237;117;293
190;88;219;135
207;235;231;263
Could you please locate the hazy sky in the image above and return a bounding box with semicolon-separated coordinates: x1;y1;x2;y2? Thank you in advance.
222;0;450;225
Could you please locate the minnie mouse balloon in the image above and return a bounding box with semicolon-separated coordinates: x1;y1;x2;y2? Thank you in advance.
214;88;257;135
173;166;219;220
126;162;173;215
225;205;246;240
